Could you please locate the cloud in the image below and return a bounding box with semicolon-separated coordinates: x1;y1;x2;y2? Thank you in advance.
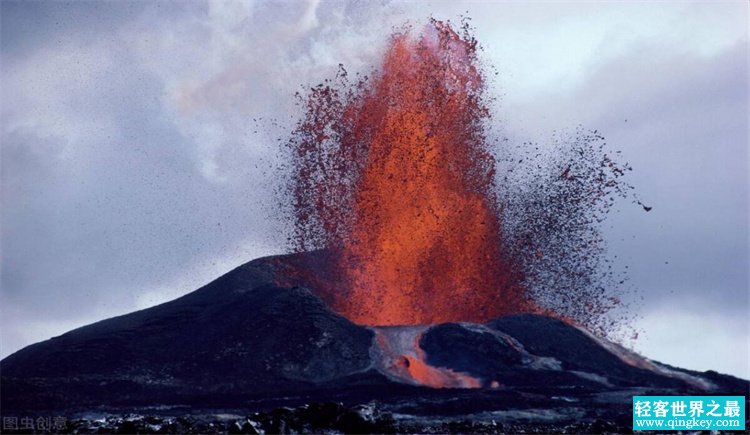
0;0;408;359
483;12;748;377
572;41;748;312
125;0;399;183
632;308;749;379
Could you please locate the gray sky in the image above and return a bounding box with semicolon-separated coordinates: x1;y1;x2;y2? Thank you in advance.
1;1;748;378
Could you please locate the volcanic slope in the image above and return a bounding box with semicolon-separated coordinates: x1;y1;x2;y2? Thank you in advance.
2;252;747;430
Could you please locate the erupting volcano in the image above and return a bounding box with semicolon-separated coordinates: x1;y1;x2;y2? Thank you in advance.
289;20;532;326
6;15;746;435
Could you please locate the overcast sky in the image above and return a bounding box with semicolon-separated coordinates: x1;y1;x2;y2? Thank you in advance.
1;1;747;378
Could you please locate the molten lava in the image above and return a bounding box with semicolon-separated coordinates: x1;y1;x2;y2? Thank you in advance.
373;326;482;389
338;23;528;325
288;20;533;325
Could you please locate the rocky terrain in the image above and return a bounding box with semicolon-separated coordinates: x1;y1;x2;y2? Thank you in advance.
2;252;748;433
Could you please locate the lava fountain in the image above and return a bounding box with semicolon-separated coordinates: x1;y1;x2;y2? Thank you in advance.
288;20;534;326
286;19;635;335
339;23;534;325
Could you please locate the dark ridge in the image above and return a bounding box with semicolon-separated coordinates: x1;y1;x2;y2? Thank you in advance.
2;252;747;426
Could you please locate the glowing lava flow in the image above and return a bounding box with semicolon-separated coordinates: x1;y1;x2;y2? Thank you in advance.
372;326;481;389
289;20;534;326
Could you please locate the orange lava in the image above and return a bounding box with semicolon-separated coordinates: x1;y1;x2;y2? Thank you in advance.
403;351;482;389
289;20;536;326
374;327;482;389
335;22;530;325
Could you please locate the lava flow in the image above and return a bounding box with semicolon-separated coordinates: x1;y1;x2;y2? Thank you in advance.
288;20;532;326
372;326;482;389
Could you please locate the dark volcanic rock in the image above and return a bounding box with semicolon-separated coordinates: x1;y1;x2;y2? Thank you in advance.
2;255;379;411
490;314;642;375
2;251;748;433
420;323;523;374
487;314;689;388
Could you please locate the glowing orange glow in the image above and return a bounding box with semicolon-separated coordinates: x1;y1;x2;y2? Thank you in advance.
334;22;531;325
373;327;482;389
287;20;537;326
403;351;482;389
287;19;636;336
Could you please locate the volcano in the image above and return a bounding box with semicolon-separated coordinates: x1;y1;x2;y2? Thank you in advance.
1;251;747;433
3;19;747;434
